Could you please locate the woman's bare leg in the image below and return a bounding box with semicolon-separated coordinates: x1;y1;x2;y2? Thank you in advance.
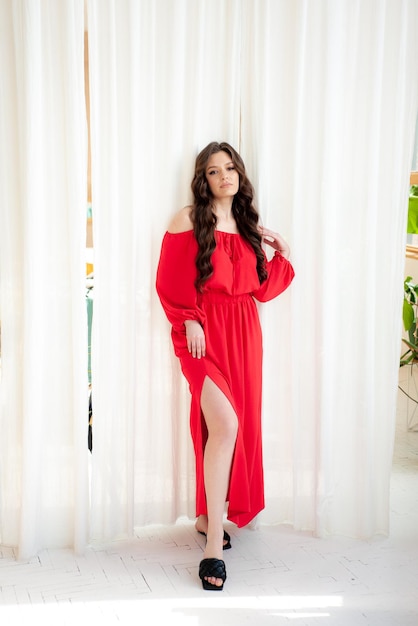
195;514;230;548
199;376;238;587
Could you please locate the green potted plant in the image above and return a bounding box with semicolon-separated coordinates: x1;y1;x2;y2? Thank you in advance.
401;276;418;365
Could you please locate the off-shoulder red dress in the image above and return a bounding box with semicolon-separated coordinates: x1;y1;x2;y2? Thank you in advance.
156;229;294;527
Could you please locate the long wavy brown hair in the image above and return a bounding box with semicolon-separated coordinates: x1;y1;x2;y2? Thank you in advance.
190;141;267;292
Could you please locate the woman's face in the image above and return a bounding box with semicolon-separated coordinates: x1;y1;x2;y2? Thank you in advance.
205;150;239;200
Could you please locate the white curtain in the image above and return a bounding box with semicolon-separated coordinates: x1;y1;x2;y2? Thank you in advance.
1;0;417;559
0;0;88;558
241;0;418;537
87;0;243;539
88;0;418;541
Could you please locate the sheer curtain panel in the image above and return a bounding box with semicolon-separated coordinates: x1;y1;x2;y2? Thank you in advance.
88;0;418;542
0;0;88;558
240;0;418;536
87;0;242;540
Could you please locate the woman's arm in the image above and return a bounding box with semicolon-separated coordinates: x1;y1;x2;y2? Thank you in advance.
252;226;295;302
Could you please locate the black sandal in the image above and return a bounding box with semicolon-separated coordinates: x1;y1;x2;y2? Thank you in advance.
199;558;227;591
197;529;232;550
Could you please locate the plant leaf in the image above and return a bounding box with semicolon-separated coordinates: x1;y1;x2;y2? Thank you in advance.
402;337;418;351
403;298;415;331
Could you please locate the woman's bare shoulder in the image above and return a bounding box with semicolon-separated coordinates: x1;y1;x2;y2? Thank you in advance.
167;206;193;233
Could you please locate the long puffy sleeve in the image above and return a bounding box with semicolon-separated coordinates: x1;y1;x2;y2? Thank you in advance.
156;231;206;334
252;251;295;302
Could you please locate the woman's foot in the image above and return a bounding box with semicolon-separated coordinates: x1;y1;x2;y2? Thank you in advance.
199;558;226;591
198;522;227;589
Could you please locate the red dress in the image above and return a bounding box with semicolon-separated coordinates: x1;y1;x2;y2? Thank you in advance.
156;229;294;527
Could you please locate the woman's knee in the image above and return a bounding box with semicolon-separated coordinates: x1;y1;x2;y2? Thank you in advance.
213;412;238;443
201;378;238;442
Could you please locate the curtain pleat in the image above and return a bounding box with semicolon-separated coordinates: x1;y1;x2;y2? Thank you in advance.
0;0;88;558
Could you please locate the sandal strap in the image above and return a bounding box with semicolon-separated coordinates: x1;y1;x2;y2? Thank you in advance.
197;529;231;550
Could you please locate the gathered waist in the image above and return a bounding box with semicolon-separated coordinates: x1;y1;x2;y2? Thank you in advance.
198;291;253;305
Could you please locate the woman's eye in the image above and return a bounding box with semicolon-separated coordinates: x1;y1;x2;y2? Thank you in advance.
208;170;217;176
227;166;235;171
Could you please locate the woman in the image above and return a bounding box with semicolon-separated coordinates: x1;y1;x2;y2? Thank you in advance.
156;141;294;590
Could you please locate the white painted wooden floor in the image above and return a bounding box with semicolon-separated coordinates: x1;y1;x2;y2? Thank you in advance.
1;374;417;625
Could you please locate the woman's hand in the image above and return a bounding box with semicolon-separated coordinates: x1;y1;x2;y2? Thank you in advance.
184;320;206;358
259;226;291;259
